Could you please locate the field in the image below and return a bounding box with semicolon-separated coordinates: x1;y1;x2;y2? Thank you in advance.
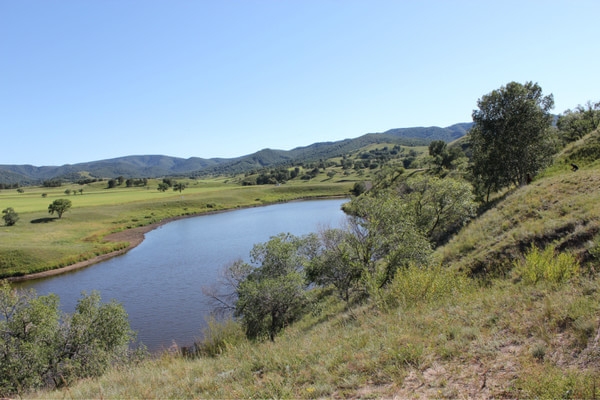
0;177;354;278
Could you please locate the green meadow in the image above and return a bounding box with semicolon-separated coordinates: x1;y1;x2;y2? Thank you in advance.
0;178;353;278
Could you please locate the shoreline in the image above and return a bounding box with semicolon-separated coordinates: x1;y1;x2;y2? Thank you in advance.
7;196;348;283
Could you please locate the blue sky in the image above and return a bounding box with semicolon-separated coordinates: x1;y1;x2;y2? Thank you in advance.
1;0;599;166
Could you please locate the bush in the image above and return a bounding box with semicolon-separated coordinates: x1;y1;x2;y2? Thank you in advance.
374;264;472;310
514;245;579;286
0;282;136;396
190;316;246;358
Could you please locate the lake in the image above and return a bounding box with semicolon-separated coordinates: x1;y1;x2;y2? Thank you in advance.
14;198;348;351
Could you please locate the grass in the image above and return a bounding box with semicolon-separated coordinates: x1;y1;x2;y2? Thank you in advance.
31;267;600;399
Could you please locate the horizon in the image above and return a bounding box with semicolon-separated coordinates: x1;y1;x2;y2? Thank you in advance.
2;1;599;165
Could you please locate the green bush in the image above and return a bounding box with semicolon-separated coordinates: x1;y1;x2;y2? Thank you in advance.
0;281;137;396
375;264;472;310
191;316;246;358
514;245;579;286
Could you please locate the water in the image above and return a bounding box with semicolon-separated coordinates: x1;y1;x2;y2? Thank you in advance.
14;199;348;351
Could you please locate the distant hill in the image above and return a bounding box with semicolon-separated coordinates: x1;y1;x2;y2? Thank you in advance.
381;122;473;142
0;123;472;184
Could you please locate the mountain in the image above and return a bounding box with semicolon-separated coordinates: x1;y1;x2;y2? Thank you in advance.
0;123;472;183
381;122;473;142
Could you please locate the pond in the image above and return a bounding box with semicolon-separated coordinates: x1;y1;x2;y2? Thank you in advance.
14;198;348;351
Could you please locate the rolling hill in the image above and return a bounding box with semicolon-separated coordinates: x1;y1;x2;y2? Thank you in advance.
0;123;471;183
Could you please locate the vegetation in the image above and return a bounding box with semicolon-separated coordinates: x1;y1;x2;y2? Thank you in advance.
0;282;138;396
5;88;600;397
2;207;19;226
47;199;72;219
557;100;600;143
470;81;555;200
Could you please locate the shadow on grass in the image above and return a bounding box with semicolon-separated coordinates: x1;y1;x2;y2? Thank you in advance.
31;217;58;224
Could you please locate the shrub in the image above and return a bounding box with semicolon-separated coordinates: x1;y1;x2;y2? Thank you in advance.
0;282;136;396
514;245;579;286
191;316;246;358
375;264;472;310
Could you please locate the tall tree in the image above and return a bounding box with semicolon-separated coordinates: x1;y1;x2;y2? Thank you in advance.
470;81;555;198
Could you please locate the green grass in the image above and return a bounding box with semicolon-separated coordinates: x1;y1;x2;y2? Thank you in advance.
0;179;352;277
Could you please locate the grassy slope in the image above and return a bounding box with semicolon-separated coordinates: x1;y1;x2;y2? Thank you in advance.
31;132;600;398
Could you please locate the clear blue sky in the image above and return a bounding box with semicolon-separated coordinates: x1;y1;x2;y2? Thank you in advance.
1;0;599;166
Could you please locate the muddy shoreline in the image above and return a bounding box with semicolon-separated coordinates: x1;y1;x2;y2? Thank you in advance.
7;196;348;283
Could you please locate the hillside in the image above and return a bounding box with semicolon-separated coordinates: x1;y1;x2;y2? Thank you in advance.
0;123;469;183
381;122;473;142
28;130;600;398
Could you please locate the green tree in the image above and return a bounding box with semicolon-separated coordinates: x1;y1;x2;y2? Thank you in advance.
343;192;432;287
350;181;367;196
398;176;476;244
2;207;19;226
64;189;71;195
557;100;600;143
173;182;187;193
229;234;317;340
470;81;555;199
48;198;72;219
305;229;363;302
157;182;169;192
107;179;117;189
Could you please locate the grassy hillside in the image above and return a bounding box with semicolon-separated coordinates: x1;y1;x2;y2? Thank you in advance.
28;130;600;398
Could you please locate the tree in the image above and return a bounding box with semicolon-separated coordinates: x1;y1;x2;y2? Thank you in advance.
16;188;24;193
157;182;169;192
428;140;464;171
107;179;117;189
48;199;72;219
557;100;600;143
64;189;71;196
350;181;367;196
2;207;19;226
396;176;476;244
343;192;432;287
173;182;187;193
470;81;555;199
305;229;363;302
209;234;317;341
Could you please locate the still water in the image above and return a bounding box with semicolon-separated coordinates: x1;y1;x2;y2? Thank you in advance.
14;199;348;351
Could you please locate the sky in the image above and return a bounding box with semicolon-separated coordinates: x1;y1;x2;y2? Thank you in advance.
1;0;599;166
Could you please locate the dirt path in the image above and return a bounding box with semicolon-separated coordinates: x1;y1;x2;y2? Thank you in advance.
6;196;347;282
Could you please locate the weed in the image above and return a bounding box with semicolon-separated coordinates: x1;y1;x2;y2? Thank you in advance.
514;245;579;286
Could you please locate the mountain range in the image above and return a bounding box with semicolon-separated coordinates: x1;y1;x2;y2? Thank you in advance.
0;123;473;184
